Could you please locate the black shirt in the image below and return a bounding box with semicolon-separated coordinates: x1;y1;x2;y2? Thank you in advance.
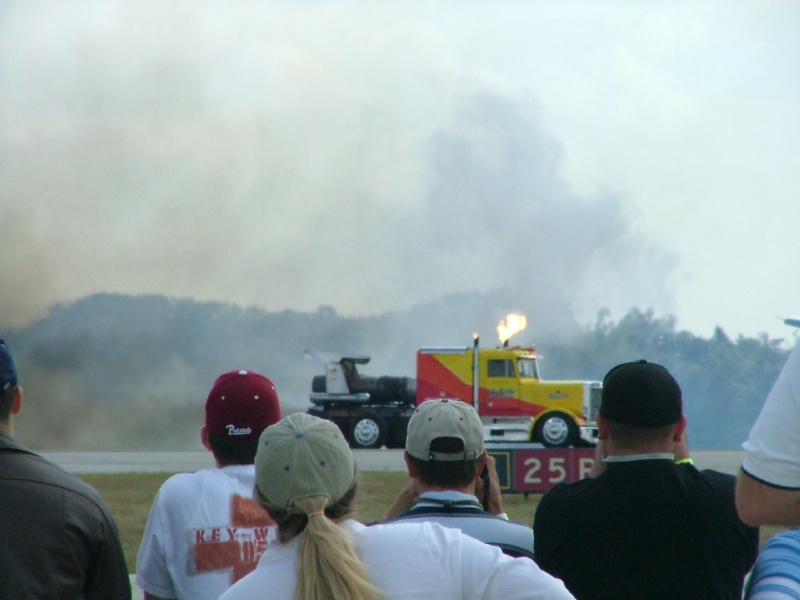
0;430;131;599
533;458;758;600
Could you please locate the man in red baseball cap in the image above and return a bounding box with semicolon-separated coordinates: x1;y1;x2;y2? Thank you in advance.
137;370;282;600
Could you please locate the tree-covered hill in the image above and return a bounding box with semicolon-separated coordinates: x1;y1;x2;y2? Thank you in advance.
1;294;793;450
541;308;791;448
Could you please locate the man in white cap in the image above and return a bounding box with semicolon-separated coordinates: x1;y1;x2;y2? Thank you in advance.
383;398;534;558
219;412;576;600
137;370;282;600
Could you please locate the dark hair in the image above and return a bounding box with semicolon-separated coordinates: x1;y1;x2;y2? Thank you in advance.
407;437;480;488
207;435;259;466
0;384;16;423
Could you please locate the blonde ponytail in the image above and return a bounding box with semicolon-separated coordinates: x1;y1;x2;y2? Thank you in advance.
259;483;384;600
292;496;382;600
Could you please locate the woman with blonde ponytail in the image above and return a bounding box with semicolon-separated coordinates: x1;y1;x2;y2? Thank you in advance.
271;493;383;600
219;413;575;600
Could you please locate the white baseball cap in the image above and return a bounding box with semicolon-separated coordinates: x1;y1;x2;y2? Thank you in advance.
406;399;484;461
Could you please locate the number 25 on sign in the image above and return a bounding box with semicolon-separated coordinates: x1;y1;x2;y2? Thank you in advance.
513;449;595;493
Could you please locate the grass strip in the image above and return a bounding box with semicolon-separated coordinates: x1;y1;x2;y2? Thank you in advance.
79;471;787;574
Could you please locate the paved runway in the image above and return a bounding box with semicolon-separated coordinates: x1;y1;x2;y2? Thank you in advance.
41;447;745;475
41;448;409;474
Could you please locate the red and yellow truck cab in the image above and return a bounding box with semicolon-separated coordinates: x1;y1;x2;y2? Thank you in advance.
416;339;601;447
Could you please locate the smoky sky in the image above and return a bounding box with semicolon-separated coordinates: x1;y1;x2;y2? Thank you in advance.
0;1;676;335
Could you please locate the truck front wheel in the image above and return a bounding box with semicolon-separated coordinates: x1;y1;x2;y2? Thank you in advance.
349;412;388;449
533;412;578;448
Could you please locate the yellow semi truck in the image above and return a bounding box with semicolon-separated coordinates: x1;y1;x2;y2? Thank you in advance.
307;336;601;450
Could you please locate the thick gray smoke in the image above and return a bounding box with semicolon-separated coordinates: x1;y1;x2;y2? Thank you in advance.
0;2;675;336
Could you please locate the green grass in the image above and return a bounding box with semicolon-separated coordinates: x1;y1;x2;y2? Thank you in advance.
79;472;791;574
80;472;173;573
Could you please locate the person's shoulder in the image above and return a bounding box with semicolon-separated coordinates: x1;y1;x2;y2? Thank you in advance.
495;515;535;533
539;476;596;503
9;449;104;498
688;466;736;489
373;518;521;547
156;466;258;514
389;504;498;520
679;467;744;511
365;518;459;544
534;477;597;525
388;507;532;534
366;520;489;562
154;468;220;501
13;452;119;520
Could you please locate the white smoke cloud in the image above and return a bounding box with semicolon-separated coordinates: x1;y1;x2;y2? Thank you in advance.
0;1;676;333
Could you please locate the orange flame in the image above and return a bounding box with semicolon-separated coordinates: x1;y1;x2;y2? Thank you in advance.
497;313;527;344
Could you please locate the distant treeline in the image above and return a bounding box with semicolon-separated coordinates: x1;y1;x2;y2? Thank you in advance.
1;293;793;450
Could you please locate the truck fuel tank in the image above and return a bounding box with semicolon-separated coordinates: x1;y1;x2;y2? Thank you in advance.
312;374;416;404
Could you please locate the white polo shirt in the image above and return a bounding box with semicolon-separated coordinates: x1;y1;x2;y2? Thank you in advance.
219;519;575;600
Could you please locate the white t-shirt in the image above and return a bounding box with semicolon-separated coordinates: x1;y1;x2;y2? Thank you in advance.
219;520;575;600
741;343;800;489
136;465;278;600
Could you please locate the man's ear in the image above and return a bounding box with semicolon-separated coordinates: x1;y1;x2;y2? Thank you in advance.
200;425;212;451
673;415;688;442
596;413;609;440
11;386;23;416
404;451;418;478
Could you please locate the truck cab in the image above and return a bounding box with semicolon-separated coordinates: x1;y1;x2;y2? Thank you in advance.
306;337;600;449
416;342;601;447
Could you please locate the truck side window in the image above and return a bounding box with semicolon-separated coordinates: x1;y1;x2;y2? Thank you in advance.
487;360;503;377
487;359;514;377
517;358;540;378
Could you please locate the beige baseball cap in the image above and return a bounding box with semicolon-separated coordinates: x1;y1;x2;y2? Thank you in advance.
406;399;484;461
255;413;355;513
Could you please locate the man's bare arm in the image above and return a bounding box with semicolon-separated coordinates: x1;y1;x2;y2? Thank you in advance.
384;479;419;520
473;454;505;515
736;469;800;526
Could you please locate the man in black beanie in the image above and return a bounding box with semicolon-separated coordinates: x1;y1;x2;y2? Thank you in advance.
533;360;758;600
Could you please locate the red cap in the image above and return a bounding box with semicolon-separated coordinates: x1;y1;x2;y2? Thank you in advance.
205;370;282;440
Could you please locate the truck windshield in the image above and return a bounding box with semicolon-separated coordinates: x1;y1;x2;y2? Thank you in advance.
517;358;540;379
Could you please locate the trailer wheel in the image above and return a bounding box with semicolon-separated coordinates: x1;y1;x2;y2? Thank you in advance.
533;412;578;448
350;412;387;449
